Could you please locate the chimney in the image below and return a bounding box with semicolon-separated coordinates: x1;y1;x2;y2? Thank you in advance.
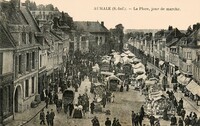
10;0;21;9
193;24;197;31
101;21;104;26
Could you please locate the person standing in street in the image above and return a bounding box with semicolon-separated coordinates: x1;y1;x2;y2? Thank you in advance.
46;111;51;126
131;111;136;126
162;74;168;91
40;109;45;125
178;117;183;126
112;117;117;126
90;101;95;114
105;117;112;126
50;109;55;126
140;105;145;119
91;116;100;126
149;114;155;126
45;97;49;109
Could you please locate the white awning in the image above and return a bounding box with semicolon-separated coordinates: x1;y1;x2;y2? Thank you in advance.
134;68;146;74
177;74;186;85
132;62;145;69
175;70;180;75
159;60;164;65
186;80;200;95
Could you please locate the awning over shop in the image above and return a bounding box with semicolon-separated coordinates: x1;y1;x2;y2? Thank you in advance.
177;74;186;85
159;60;164;66
175;70;180;75
185;77;192;85
186;80;200;96
133;68;145;74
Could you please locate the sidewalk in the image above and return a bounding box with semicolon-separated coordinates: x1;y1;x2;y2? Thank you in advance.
7;102;46;126
147;62;200;116
174;90;200;117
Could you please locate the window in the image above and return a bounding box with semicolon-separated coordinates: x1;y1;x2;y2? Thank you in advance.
18;55;22;74
29;32;32;44
40;55;42;67
0;53;3;74
25;79;29;97
22;32;26;44
26;53;30;71
197;55;200;61
32;52;35;69
31;77;35;93
187;65;192;72
81;36;86;41
187;52;192;60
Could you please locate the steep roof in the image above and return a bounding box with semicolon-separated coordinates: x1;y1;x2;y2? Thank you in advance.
0;22;15;48
1;2;28;25
74;21;109;33
20;5;40;32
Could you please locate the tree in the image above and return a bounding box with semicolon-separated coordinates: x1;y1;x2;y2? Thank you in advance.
46;4;54;11
115;24;124;52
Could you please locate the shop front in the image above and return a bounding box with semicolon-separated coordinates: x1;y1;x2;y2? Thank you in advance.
185;80;200;102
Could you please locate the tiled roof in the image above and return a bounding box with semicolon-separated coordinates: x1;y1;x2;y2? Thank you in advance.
74;21;109;33
0;22;15;48
1;2;28;25
20;6;40;32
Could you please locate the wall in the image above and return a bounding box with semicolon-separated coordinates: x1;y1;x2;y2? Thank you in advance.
2;51;13;74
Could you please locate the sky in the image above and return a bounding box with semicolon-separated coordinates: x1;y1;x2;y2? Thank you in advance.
20;0;200;30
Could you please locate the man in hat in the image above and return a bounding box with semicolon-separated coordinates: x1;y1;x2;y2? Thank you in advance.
40;109;45;125
105;117;112;126
90;101;95;114
91;116;100;126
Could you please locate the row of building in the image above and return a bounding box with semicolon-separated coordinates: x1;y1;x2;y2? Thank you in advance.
0;0;110;124
128;24;200;104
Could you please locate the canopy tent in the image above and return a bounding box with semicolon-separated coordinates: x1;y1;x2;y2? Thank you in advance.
186;80;200;96
149;77;159;82
132;58;141;63
102;55;111;61
120;53;127;57
159;60;165;66
124;50;132;55
93;82;106;87
177;74;186;85
132;62;145;69
102;59;110;63
114;54;122;65
145;80;157;86
133;67;146;74
106;75;122;82
136;74;147;80
128;52;135;57
122;56;131;64
175;70;181;75
100;71;114;76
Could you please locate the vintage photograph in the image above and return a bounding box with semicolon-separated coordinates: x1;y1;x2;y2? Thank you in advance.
0;0;200;126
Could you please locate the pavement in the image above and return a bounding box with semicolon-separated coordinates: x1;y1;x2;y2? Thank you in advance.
147;62;200;117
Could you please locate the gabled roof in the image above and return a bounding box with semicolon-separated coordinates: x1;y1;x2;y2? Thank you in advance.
1;2;28;25
0;22;15;48
74;21;109;33
20;5;41;32
166;38;179;47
